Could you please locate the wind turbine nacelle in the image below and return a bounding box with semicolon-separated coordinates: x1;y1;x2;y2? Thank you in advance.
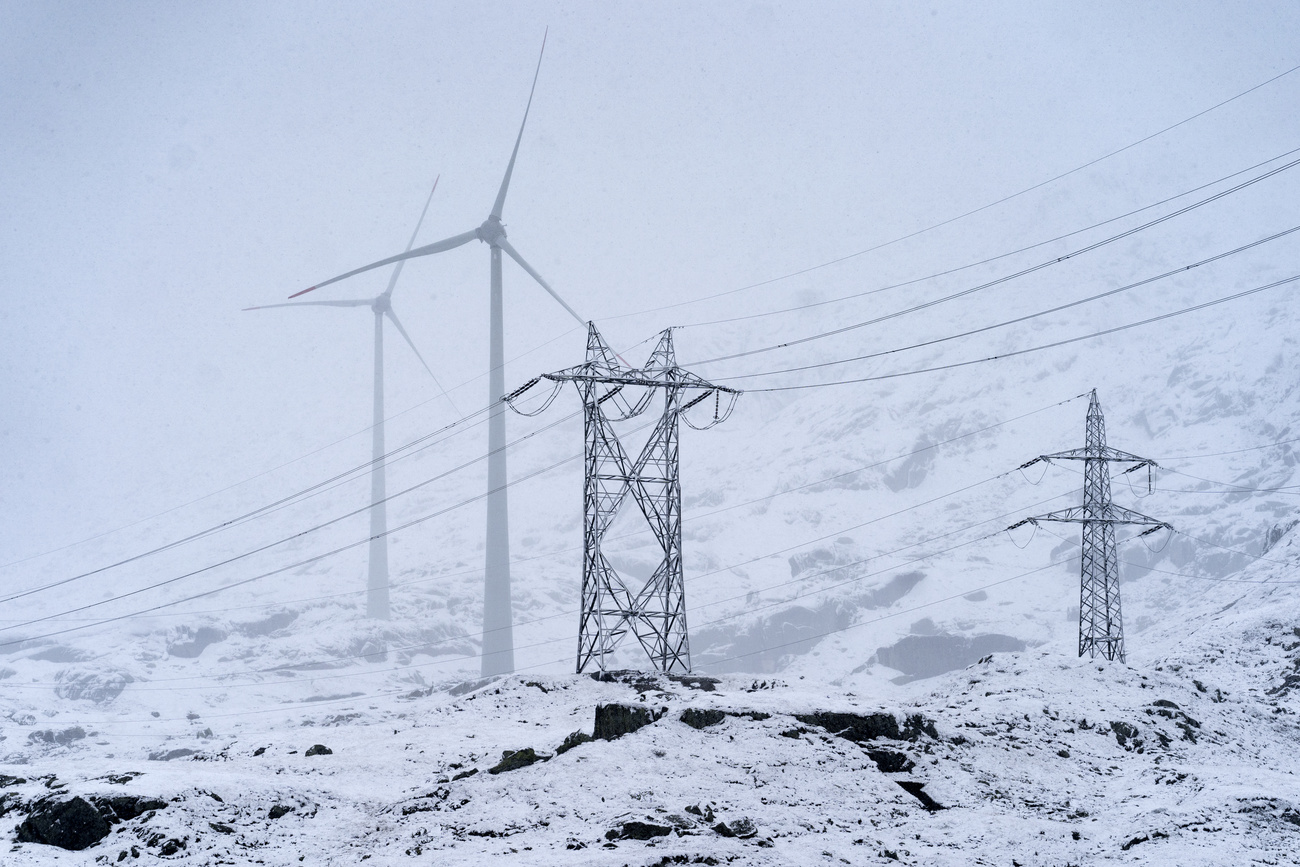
476;216;507;247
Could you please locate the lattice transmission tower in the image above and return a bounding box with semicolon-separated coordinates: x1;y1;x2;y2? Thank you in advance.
505;324;739;674
1009;390;1170;662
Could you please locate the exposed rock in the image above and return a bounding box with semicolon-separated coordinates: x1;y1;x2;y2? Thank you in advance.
895;781;944;811
92;795;166;823
488;748;546;774
712;817;757;838
1110;721;1141;750
166;626;226;659
794;711;937;743
304;744;332;756
874;633;1027;682
15;796;111;850
589;670;720;692
158;837;186;856
606;820;672;841
209;822;234;834
680;708;771;730
54;670;134;703
448;677;497;697
554;731;593;755
866;749;916;773
28;646;93;663
27;726;86;746
680;708;727;730
147;748;196;761
685;803;716;822
0;774;28;788
268;804;294;820
236;610;298;637
594;704;665;741
100;773;141;785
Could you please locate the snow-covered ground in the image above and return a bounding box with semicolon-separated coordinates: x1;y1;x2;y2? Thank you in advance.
2;541;1296;865
4;262;1300;862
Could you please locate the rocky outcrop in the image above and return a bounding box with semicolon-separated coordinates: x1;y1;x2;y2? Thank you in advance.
594;704;665;740
794;711;937;743
14;797;111;850
488;748;546;774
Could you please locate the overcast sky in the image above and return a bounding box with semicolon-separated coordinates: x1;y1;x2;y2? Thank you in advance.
2;1;1298;565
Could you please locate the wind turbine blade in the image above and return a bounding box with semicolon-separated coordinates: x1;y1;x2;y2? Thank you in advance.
290;228;478;298
497;237;585;327
490;28;547;220
244;299;373;311
384;307;461;414
383;174;441;299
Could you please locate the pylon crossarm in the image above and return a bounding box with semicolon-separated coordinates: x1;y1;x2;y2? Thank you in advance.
1106;503;1170;528
1027;503;1170;529
502;376;564;417
1118;459;1157;474
1038;446;1157;464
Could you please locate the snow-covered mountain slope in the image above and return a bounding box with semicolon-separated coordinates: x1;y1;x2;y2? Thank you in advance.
4;83;1300;865
1;535;1296;865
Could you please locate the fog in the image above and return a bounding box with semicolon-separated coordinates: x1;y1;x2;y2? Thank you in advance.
3;0;1297;567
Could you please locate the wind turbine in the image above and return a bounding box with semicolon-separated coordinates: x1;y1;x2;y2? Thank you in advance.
248;178;454;621
287;33;585;677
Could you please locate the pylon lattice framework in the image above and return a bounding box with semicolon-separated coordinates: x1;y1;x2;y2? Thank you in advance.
505;324;740;674
1009;390;1171;663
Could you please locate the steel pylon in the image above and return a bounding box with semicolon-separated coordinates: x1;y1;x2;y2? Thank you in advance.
1009;390;1170;662
505;323;739;674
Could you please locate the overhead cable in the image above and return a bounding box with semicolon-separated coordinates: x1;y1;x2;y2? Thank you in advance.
718;225;1300;383
744;273;1300;392
678;149;1300;330
691;156;1300;368
604;62;1300;322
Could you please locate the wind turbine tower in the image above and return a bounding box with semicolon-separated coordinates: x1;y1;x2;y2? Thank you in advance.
249;179;454;620
288;33;587;675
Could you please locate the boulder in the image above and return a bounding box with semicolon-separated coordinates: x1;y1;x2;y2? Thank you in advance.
794;711;937;743
712;817;757;838
594;704;665;741
606;820;671;841
304;744;332;756
92;795;167;823
680;708;726;730
488;748;545;775
554;730;592;755
15;796;111;850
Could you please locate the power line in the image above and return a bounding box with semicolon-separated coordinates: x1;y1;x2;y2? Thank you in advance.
0;439;584;646
1170;528;1296;567
678;149;1300;330
12;421;1082;688
0;323;600;572
0;404;498;605
1161;467;1300;493
1165;436;1300;461
2;395;1083;627
717;225;1300;383
15;486;1077;693
604;62;1300;323
1126;560;1300;586
744;273;1300;393
690;156;1300;368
